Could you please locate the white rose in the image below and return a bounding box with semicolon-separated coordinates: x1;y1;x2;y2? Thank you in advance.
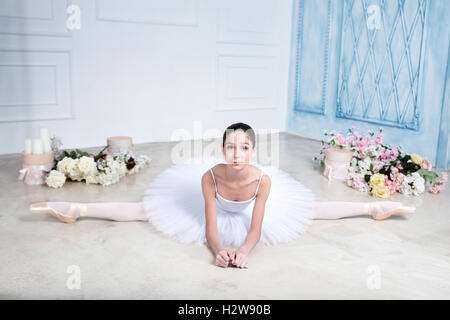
46;170;66;188
78;156;98;176
411;172;425;194
67;159;83;181
56;157;74;174
85;175;98;185
96;171;119;186
400;172;425;196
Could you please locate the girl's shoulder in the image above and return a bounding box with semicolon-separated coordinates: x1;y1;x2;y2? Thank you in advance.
208;163;222;176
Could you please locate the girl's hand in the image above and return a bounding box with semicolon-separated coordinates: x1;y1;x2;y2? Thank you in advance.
231;248;249;269
215;249;233;268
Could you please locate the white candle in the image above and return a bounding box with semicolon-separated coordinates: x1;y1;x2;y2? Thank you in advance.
39;127;52;153
32;139;43;154
41;137;51;153
39;127;48;137
24;139;32;154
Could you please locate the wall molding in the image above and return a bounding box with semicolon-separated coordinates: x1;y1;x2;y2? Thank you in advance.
95;0;199;27
215;54;279;111
0;0;71;37
0;49;74;123
293;0;332;115
0;64;58;107
216;0;281;46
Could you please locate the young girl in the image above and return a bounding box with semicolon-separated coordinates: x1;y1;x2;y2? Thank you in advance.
29;122;416;269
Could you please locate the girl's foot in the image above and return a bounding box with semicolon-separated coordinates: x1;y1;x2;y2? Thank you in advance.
364;201;416;220
29;202;87;223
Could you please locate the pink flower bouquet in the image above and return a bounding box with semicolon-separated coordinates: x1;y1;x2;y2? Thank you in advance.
313;127;447;197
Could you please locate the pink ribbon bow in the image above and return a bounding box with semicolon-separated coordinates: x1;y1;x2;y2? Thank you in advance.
18;164;52;185
323;160;350;181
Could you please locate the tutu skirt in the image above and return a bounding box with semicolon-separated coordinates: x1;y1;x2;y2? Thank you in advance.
142;156;315;247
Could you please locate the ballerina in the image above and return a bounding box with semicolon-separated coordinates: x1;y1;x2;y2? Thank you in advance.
29;122;416;269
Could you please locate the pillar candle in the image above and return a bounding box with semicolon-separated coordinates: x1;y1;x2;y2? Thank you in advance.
24;139;32;154
32;139;43;154
39;127;52;153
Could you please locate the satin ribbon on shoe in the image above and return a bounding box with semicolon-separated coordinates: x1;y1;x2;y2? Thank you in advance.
18;164;52;185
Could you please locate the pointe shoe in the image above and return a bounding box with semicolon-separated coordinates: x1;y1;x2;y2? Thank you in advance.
365;202;416;221
29;202;87;223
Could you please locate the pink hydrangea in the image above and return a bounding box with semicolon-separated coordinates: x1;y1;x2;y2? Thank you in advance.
373;164;382;173
346;172;370;192
384;148;398;162
441;172;448;184
390;169;405;190
336;133;346;145
429;184;442;194
420;158;432;170
391;147;398;156
428;173;447;194
384;178;397;194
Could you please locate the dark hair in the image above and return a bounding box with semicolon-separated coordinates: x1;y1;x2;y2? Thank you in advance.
222;122;256;149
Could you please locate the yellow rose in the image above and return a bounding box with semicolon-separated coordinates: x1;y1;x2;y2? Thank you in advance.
369;173;385;188
410;153;422;165
371;184;390;198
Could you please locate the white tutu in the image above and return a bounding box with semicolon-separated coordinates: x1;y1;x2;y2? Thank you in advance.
142;156;315;248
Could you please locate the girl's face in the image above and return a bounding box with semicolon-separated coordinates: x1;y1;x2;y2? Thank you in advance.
222;130;256;168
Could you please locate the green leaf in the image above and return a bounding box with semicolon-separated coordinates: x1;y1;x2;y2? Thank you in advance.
416;168;439;185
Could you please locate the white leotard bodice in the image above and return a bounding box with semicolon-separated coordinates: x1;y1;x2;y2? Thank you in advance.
209;167;264;213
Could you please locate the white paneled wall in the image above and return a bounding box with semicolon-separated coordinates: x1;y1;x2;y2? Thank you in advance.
0;0;294;154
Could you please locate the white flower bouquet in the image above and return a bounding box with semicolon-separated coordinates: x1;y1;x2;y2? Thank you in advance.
45;137;152;188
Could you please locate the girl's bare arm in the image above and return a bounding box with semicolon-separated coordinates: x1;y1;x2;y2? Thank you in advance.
239;175;271;254
201;171;224;255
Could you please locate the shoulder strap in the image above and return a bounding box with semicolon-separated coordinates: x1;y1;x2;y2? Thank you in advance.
254;169;264;196
209;168;218;193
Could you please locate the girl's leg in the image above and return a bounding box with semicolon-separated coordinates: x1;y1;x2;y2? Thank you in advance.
30;201;148;222
312;201;413;220
80;202;147;221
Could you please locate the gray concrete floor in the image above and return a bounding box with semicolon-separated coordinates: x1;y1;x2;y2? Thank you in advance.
1;132;449;299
